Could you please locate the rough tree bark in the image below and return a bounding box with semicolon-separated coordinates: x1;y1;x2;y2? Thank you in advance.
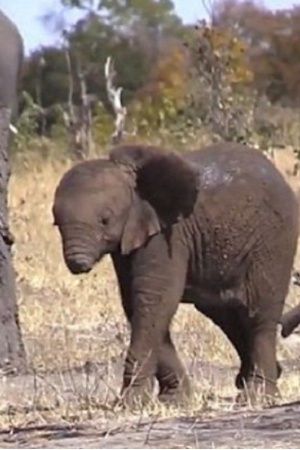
0;108;26;374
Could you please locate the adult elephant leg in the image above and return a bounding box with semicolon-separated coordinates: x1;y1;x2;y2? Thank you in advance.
156;330;191;403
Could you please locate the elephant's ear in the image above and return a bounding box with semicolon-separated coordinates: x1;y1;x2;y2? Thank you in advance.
121;198;160;255
110;145;199;225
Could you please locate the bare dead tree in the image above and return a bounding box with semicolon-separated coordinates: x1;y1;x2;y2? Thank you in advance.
77;62;93;157
105;56;127;144
63;48;93;160
35;56;46;135
9;123;18;134
65;47;75;126
201;0;217;25
63;48;78;156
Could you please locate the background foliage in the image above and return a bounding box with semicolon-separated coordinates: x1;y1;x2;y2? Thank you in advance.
16;0;300;156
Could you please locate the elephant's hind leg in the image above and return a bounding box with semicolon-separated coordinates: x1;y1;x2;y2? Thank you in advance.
234;318;281;406
237;265;287;404
196;304;253;389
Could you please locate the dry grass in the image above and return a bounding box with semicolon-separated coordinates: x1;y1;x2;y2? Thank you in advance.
2;146;300;433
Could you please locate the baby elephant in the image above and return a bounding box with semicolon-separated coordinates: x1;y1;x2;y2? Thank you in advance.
53;142;299;406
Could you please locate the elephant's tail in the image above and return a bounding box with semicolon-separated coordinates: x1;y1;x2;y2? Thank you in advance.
280;269;300;338
281;304;300;337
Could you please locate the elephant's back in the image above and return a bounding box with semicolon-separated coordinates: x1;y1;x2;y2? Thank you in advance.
185;143;299;257
186;143;298;219
187;143;288;190
184;143;299;295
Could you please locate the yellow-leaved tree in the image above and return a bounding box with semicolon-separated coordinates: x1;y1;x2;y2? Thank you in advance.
187;20;255;142
130;40;189;133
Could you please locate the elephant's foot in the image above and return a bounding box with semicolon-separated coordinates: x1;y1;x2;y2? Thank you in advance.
235;361;282;390
158;376;192;405
235;366;251;390
120;378;155;409
235;375;280;407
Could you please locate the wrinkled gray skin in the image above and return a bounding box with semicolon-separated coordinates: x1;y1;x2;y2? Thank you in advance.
0;9;23;119
53;143;299;406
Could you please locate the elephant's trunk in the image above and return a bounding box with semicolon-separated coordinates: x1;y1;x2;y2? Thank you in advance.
60;224;99;274
64;249;93;274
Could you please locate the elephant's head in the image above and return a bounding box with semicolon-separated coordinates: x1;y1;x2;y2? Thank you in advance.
53;145;199;274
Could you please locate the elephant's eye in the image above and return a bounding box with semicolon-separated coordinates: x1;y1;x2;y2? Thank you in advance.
98;208;112;227
98;212;111;226
101;217;109;226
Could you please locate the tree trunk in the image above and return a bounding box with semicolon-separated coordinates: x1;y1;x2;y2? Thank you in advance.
0;108;26;374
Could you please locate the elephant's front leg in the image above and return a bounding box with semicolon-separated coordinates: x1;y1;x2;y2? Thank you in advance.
122;288;182;406
121;243;188;407
156;331;191;403
121;310;159;404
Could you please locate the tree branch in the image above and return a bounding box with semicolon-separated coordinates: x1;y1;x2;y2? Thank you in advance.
105;56;127;144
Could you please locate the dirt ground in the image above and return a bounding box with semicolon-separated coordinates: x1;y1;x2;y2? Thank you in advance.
1;403;300;448
0;357;300;448
1;146;300;448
